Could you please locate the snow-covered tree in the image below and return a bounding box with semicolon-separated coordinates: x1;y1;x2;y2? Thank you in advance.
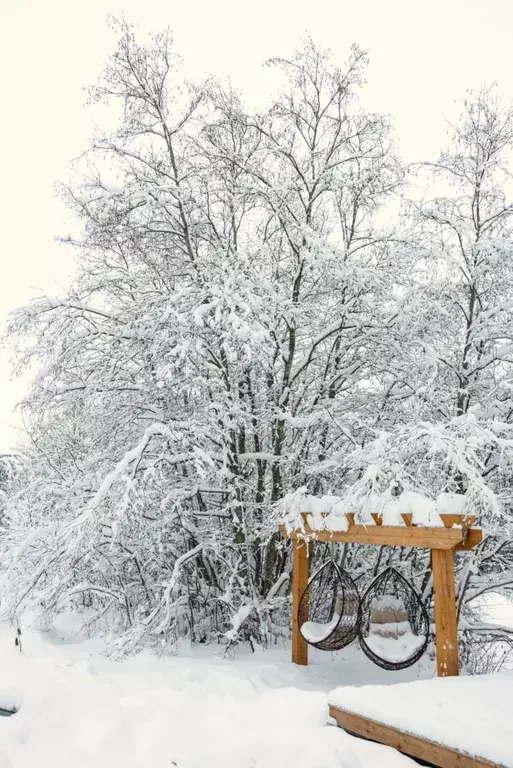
323;87;513;665
3;22;402;655
404;88;513;662
0;454;16;528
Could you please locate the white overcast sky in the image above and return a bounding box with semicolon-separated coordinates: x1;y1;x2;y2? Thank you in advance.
1;0;513;450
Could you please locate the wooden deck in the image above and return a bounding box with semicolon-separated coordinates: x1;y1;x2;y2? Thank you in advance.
329;705;502;768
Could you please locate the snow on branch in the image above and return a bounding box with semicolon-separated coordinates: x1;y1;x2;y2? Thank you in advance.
72;423;186;525
155;544;204;635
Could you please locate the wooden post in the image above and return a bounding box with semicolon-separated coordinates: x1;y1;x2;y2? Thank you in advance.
432;548;459;677
292;538;309;665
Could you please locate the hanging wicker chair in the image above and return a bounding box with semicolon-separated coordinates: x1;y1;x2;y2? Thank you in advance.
298;560;361;651
358;567;429;671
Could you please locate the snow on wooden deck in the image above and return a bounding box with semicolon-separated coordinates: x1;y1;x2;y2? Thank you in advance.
329;674;513;767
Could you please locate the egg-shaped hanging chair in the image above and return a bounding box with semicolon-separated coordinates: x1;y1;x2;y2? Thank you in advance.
298;560;361;651
358;567;429;671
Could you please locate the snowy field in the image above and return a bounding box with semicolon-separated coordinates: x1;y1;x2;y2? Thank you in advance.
0;616;432;768
1;600;512;767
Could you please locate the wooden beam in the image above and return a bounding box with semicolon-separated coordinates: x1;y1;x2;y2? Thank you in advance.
454;528;482;550
291;538;308;666
329;706;499;768
280;524;477;550
432;548;459;677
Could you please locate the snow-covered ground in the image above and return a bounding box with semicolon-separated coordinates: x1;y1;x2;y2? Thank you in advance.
0;616;431;767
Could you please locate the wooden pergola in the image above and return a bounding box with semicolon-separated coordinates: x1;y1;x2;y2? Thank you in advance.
280;512;482;676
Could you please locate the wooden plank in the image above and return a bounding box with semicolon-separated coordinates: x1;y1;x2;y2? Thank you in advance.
432;548;459;677
454;528;482;550
329;706;499;768
291;538;308;666
280;524;472;550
